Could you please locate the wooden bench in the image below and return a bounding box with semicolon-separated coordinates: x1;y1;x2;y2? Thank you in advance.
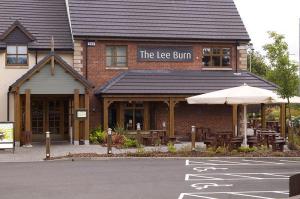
229;136;243;150
247;136;258;148
272;137;285;152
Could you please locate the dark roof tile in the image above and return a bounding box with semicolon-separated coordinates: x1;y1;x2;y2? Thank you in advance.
0;0;73;49
96;70;277;95
69;0;250;41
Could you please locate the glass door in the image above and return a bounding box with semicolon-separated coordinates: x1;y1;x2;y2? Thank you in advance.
31;100;44;134
48;100;61;135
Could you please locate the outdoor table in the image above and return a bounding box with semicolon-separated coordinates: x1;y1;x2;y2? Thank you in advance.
149;130;167;145
215;131;233;147
256;130;279;148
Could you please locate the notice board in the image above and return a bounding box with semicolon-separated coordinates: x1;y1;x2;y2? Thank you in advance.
0;122;14;150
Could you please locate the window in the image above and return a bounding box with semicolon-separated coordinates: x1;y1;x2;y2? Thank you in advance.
124;102;144;130
202;47;231;67
106;46;127;68
6;45;28;65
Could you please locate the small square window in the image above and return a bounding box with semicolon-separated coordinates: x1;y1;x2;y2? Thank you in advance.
6;45;28;66
202;47;231;68
106;46;128;68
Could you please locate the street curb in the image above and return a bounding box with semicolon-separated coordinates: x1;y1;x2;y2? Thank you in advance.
46;156;300;162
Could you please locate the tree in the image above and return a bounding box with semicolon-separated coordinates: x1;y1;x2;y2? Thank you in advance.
247;51;269;78
263;31;299;141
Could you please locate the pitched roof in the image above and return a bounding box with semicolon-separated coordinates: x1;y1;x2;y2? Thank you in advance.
0;0;73;50
96;70;277;95
0;20;36;41
9;53;93;92
69;0;250;41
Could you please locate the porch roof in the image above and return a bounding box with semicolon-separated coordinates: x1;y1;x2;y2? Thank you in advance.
9;52;93;93
95;70;277;95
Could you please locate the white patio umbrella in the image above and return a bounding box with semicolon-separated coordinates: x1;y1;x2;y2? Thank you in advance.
186;83;299;146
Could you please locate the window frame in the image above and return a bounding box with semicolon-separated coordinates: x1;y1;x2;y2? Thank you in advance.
5;44;29;67
202;47;232;68
105;45;128;69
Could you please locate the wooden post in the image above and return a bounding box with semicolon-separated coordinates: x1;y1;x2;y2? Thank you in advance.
73;89;80;145
84;91;90;144
261;104;266;129
103;98;110;131
280;104;286;137
232;104;238;136
25;89;31;132
191;126;196;151
143;102;150;131
116;102;124;128
14;90;21;146
168;98;175;137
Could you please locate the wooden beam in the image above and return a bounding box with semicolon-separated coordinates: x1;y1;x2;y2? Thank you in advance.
168;98;175;137
232;104;238;136
73;89;80;144
84;91;90;143
25;89;31;133
261;104;266;129
103;98;110;132
14;90;21;144
143;102;150;131
116;102;124;128
280;104;286;137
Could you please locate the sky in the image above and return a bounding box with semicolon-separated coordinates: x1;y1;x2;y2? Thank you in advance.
234;0;300;63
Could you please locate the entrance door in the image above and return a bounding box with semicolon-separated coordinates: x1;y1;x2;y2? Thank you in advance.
31;98;69;142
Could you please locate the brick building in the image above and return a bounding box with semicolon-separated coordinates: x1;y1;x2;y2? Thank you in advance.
0;0;278;146
67;0;276;140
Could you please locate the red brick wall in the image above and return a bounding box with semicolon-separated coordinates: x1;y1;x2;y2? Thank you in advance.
78;39;239;130
81;40;238;87
154;102;232;137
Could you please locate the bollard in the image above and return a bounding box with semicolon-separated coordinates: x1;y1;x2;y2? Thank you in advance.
107;128;112;154
45;132;51;160
136;123;141;145
191;126;196;152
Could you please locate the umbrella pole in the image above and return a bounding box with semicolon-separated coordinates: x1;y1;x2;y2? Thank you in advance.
243;105;248;147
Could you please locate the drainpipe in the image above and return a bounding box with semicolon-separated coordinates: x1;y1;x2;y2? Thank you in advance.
7;91;10;121
235;41;239;73
85;40;88;79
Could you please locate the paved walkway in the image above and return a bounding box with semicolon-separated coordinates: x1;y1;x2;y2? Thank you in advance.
0;142;204;162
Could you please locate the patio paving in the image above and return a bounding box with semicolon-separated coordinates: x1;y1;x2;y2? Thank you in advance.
0;142;205;162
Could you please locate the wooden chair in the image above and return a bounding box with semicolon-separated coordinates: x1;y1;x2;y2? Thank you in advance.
229;136;243;150
247;136;258;148
272;137;286;152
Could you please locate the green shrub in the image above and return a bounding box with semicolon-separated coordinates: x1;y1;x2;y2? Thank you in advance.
167;142;176;153
215;146;228;154
89;126;106;144
136;145;146;154
123;137;139;148
113;124;126;135
288;133;300;150
238;146;257;153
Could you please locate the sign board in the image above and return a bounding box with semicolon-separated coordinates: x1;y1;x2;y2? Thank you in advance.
137;46;193;62
0;122;14;149
76;109;88;120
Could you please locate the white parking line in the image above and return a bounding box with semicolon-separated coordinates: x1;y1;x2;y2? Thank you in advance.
279;159;300;163
193;167;228;173
178;191;289;199
186;159;286;166
185;172;294;181
190;183;232;190
242;160;284;165
230;192;276;199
